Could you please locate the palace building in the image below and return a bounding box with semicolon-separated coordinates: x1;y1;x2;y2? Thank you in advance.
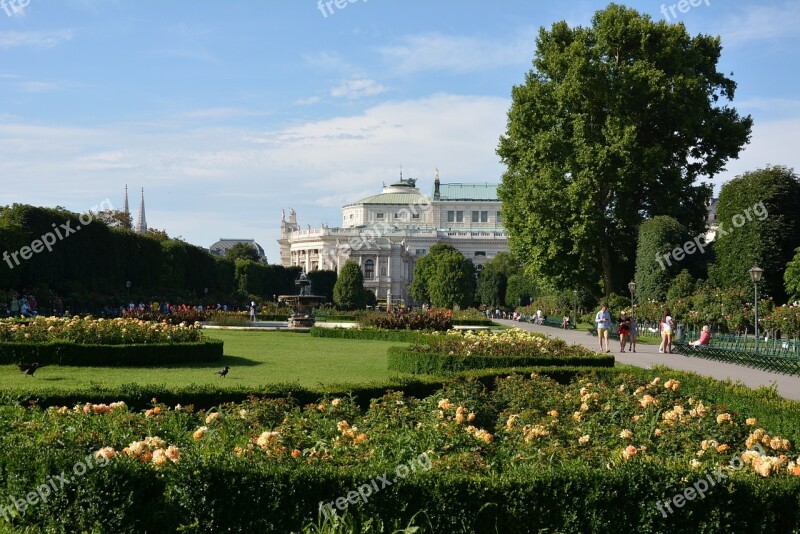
278;171;509;304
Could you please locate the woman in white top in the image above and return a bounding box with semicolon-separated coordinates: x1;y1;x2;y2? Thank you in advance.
660;309;675;354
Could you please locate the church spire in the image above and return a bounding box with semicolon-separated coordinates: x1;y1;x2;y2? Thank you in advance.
122;185;131;229
135;187;147;234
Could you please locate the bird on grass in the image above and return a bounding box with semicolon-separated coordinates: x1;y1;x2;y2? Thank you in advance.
215;366;230;378
18;362;42;377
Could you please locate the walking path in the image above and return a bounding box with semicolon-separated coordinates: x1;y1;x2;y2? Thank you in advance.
496;319;800;401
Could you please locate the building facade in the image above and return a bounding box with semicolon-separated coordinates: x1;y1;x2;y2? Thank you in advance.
279;172;509;304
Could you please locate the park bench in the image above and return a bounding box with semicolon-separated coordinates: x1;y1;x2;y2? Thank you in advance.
672;333;800;376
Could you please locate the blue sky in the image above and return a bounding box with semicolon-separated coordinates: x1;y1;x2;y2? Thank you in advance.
1;0;798;262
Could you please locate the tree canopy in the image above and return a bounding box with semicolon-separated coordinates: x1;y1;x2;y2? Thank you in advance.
409;243;475;308
497;3;752;300
225;242;261;263
333;260;366;310
713;166;800;303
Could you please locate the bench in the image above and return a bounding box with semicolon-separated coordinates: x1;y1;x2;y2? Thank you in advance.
521;316;576;329
672;339;800;376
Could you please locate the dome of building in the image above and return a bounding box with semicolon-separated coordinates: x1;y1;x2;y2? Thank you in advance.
345;177;428;207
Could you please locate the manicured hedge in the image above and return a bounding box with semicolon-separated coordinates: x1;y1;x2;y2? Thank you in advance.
0;339;223;366
387;346;615;374
309;326;433;344
3;458;797;533
0;366;594;410
451;318;495;326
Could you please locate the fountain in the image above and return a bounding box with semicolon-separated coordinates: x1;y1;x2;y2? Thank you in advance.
278;272;326;327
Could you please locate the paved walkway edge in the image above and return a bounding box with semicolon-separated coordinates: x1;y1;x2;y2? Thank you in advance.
496;319;800;402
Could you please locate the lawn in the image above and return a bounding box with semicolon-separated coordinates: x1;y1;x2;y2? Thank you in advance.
0;330;405;391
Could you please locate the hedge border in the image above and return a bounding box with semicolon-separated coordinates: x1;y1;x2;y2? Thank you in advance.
387;346;615;374
0;339;224;367
309;326;433;344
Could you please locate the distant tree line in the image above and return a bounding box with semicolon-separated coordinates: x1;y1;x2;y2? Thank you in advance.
0;204;309;310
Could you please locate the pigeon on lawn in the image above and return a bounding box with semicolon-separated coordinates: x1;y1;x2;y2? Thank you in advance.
18;362;42;377
215;366;230;378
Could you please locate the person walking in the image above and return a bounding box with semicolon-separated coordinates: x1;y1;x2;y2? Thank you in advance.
629;318;638;353
660;309;675;354
249;301;257;322
618;312;631;352
595;304;611;353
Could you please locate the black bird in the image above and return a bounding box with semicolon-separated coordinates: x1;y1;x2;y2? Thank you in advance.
18;362;42;377
215;366;230;378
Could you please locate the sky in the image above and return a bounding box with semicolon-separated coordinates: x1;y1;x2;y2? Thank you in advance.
1;0;798;263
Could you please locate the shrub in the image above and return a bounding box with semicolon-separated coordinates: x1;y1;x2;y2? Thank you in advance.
0;339;224;366
2;372;800;532
359;309;452;331
0;316;205;344
309;327;432;344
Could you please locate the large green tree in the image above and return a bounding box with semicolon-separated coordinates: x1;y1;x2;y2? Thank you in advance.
225;242;261;263
409;244;475;308
333;260;366;310
713;166;800;303
497;4;752;300
786;247;800;303
475;252;522;307
633;216;692;302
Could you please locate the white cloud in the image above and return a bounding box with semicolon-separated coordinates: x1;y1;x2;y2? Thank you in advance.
0;29;74;48
295;96;321;106
378;32;534;74
330;79;387;99
0;94;510;260
714;2;800;48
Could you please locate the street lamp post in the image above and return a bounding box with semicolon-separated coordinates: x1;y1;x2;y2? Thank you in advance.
572;290;578;330
628;280;636;327
749;266;763;351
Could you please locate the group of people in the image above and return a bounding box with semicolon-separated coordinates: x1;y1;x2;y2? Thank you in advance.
5;293;65;318
595;305;711;354
594;304;638;353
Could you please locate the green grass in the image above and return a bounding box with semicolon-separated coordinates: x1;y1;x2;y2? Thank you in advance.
0;331;407;391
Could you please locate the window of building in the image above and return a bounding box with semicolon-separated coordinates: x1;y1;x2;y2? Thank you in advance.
381;267;386;276
447;211;455;223
456;211;463;222
481;211;488;222
349;214;354;219
394;213;401;219
497;211;502;223
471;211;480;223
376;213;384;219
474;251;486;257
412;213;419;219
415;249;427;255
364;259;374;279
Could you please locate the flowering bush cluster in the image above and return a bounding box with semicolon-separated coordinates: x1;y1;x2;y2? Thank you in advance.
120;308;208;325
360;309;453;331
0;316;205;344
411;328;596;359
2;373;795;478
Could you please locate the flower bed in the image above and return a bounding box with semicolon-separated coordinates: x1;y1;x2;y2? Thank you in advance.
0;316;221;366
359;309;453;331
0;316;205;344
1;372;799;531
388;328;613;373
